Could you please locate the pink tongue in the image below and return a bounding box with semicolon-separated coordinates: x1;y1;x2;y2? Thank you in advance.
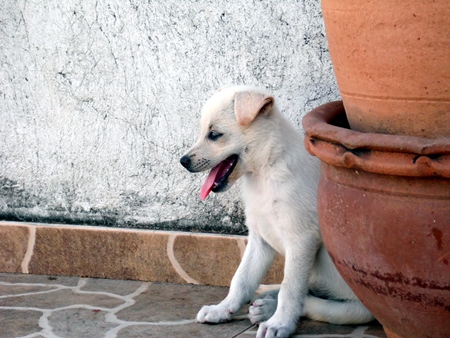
200;164;222;201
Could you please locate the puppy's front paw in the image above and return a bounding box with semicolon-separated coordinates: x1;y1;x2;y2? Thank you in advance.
256;317;296;338
195;304;233;324
249;297;277;324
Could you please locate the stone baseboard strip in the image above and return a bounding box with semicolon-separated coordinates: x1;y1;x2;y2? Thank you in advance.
0;221;284;286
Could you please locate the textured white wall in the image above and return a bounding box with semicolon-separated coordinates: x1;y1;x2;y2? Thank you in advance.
0;0;339;233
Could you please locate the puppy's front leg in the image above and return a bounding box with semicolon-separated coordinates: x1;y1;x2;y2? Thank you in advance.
196;231;276;323
257;235;319;338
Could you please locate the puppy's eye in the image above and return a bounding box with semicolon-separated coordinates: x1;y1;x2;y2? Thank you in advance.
208;131;223;141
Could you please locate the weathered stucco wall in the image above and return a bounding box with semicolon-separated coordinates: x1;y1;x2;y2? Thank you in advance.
0;0;339;234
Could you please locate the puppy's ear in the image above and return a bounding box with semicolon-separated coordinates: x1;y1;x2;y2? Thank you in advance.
234;91;274;127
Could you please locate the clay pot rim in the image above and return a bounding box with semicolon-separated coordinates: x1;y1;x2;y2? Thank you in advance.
303;101;450;155
302;101;450;178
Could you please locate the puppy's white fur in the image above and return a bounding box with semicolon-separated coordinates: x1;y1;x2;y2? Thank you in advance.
181;86;373;338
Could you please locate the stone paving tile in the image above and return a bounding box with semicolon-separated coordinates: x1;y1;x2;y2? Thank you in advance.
49;308;117;338
116;282;230;322
0;308;42;338
117;321;254;338
296;319;384;336
81;277;143;296
244;320;387;337
0;273;387;338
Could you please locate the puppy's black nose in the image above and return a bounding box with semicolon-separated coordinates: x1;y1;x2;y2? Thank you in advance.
180;155;191;169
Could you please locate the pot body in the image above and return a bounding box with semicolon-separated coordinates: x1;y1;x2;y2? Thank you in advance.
321;0;450;138
303;101;450;338
319;163;450;338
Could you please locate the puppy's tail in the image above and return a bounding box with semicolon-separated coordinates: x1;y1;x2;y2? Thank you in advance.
303;295;374;325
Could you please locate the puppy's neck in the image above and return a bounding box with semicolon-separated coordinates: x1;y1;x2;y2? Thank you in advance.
243;111;302;180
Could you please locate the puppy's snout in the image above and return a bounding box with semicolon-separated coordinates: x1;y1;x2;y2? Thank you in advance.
180;155;192;169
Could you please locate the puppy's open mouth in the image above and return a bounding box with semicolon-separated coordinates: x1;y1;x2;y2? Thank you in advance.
200;155;238;200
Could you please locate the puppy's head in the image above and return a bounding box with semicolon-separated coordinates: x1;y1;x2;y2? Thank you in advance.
180;85;274;200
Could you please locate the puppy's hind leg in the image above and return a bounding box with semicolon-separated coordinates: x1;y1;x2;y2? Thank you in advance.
196;232;276;324
303;295;375;325
249;289;279;324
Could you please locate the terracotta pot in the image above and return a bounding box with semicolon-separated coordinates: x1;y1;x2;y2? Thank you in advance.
321;0;450;138
303;101;450;338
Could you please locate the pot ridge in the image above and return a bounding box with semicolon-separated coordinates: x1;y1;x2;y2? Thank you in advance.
303;101;450;178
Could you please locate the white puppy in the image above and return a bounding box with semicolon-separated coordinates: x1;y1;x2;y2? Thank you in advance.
180;85;373;338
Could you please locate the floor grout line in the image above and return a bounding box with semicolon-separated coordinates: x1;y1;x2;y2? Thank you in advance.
237;238;246;259
166;233;200;285
21;226;36;274
230;323;257;338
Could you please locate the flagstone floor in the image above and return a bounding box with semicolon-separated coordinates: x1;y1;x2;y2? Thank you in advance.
0;272;387;338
